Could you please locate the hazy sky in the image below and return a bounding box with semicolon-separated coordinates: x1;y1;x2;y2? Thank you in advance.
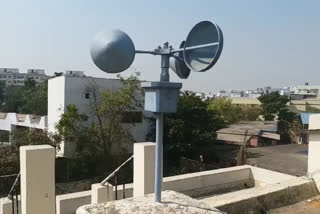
0;0;319;92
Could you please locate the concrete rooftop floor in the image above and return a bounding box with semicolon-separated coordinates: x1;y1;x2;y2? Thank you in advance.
247;144;308;177
269;195;320;214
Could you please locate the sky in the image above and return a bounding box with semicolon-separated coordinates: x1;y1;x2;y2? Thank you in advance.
0;0;319;92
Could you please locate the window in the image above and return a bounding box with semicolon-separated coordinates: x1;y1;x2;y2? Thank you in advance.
121;111;143;123
85;93;90;99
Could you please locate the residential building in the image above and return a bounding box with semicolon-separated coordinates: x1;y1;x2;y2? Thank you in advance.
194;91;214;100
65;70;86;77
47;75;151;157
243;90;261;99
0;68;49;86
0;75;151;157
231;98;261;107
215;90;243;98
290;84;320;100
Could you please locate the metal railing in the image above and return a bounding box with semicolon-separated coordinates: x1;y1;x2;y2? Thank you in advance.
6;173;20;214
100;155;133;200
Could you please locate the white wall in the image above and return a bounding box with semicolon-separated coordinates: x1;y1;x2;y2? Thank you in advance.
56;191;91;214
308;132;320;176
20;145;56;214
0;113;47;132
48;76;66;133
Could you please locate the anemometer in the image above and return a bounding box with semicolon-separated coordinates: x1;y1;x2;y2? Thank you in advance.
90;20;224;202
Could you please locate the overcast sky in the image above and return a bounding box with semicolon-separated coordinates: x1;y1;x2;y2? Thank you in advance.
0;0;319;92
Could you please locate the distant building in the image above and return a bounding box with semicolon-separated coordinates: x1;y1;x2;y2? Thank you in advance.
290;85;320;100
0;68;49;86
194;92;214;100
231;98;261;107
263;86;290;97
244;90;261;99
215;90;243;98
65;70;86;77
215;90;229;98
229;90;243;98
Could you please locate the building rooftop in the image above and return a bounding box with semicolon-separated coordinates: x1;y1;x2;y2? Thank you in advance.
216;121;279;144
247;144;308;176
231;98;261;105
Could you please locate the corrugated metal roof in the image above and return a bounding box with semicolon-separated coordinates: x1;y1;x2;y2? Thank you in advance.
259;132;280;140
216;121;279;145
300;113;320;125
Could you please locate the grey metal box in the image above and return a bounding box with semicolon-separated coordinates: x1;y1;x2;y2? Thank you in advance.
141;81;182;113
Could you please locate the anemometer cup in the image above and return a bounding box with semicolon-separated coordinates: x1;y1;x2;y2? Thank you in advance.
184;21;223;72
90;30;136;73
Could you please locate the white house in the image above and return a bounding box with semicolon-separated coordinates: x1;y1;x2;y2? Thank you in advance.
48;75;151;157
0;75;151;157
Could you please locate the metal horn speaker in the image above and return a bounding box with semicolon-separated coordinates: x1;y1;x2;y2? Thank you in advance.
183;21;223;72
90;29;136;73
169;41;190;79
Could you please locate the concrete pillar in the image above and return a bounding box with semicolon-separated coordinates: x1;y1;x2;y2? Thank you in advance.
133;142;156;197
20;145;55;214
91;183;114;204
308;115;320;192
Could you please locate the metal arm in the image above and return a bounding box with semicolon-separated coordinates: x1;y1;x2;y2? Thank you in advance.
136;42;219;56
170;42;219;54
135;50;157;55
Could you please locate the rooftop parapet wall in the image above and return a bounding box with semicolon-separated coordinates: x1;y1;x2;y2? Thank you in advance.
77;190;225;214
202;177;318;214
0;165;304;214
0;112;47;131
309;114;320;130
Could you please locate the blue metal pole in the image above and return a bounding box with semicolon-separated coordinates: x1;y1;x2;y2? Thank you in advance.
154;112;163;202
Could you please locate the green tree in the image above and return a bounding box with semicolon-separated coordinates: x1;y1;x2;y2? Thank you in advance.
2;86;24;113
0;81;6;106
258;92;297;143
238;105;261;121
208;98;240;124
2;79;48;115
162;91;223;161
208;98;261;125
56;75;143;177
12;128;60;148
258;92;289;120
0;128;60;196
20;81;48;115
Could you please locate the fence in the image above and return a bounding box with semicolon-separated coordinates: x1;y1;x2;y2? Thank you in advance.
2;173;20;214
100;155;133;200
